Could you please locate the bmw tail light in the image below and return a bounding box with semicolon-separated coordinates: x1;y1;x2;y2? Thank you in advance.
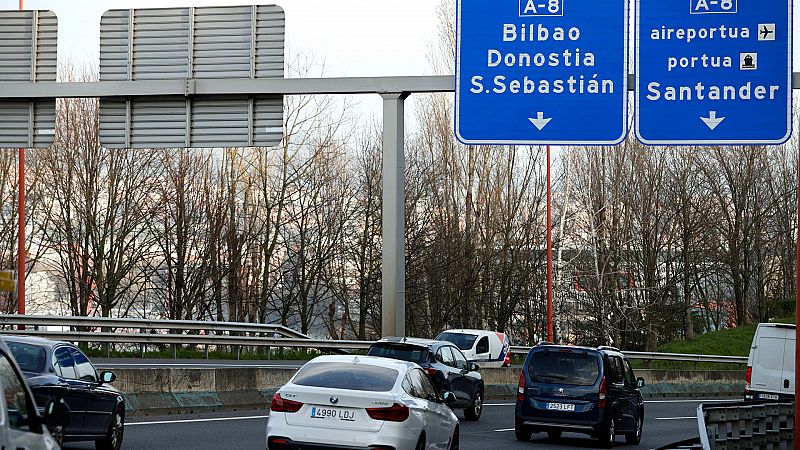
598;377;607;408
270;393;303;413
517;371;526;402
366;403;409;422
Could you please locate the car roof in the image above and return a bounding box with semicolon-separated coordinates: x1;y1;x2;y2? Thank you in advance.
440;329;496;336
1;335;66;349
306;354;419;372
530;343;624;357
374;337;455;349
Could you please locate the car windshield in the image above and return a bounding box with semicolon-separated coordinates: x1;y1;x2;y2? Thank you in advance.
436;332;478;351
7;342;46;373
292;362;399;392
367;344;430;364
529;351;600;386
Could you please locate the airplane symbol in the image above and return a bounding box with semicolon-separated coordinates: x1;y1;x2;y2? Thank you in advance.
758;24;776;41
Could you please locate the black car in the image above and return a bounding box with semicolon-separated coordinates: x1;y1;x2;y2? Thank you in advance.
515;344;645;448
4;336;125;450
367;337;484;421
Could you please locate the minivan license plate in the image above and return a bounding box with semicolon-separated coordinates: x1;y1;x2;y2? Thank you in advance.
759;394;779;400
547;402;576;412
310;406;356;422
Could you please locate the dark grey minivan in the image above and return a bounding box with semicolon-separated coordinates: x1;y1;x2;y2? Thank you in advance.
515;344;645;448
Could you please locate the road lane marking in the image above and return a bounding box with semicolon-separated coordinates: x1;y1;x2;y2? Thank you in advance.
494;428;515;432
485;399;731;407
645;399;734;404
128;415;268;426
97;363;295;368
653;417;696;421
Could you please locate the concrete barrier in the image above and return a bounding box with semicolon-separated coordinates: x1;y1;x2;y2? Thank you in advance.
109;367;746;416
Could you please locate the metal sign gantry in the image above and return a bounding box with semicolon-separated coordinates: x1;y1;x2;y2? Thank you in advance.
0;10;57;149
99;5;285;148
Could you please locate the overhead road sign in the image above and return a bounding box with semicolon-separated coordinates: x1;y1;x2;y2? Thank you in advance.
0;10;57;149
454;0;629;145
99;5;285;149
636;0;792;145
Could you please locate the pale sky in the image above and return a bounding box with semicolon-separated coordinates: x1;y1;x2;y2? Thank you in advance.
0;0;443;77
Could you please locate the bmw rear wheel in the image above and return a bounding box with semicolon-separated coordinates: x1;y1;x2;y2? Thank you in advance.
415;433;426;450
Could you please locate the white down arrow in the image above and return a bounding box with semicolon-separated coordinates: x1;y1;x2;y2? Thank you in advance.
529;112;552;131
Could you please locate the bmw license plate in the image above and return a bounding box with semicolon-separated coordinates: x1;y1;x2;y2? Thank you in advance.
759;394;780;400
547;402;576;412
310;406;356;422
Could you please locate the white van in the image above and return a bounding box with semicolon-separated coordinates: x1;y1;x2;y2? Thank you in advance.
744;323;795;401
435;329;511;368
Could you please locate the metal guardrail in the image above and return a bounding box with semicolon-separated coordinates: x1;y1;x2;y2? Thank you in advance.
0;315;310;339
701;401;795;450
509;346;748;365
0;315;749;365
658;400;795;450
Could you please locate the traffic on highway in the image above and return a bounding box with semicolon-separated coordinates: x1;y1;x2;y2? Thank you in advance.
0;321;793;450
0;331;661;450
0;0;797;448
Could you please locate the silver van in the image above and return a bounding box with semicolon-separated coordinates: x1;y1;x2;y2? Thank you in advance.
744;323;795;401
0;336;68;450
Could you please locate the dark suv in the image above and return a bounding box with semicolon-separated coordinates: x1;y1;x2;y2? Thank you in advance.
515;344;645;448
367;337;485;420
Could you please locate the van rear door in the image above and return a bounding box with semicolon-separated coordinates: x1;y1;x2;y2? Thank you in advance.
751;325;788;396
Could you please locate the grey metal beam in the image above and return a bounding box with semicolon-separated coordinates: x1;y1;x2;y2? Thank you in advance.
381;92;409;338
4;74;800;99
0;76;455;99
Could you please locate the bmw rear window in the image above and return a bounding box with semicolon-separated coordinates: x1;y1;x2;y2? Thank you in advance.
529;351;600;386
292;362;399;392
367;343;430;364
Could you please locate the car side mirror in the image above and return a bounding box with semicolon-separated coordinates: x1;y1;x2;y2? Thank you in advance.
43;398;70;428
441;391;457;405
469;362;480;372
100;371;116;384
637;377;645;388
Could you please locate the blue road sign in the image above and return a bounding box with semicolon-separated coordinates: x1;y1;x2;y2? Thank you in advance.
454;0;629;145
636;0;792;145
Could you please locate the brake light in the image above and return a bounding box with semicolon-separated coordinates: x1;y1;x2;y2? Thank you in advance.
598;376;607;408
745;366;752;389
517;371;526;402
425;368;439;380
366;403;409;422
270;393;303;413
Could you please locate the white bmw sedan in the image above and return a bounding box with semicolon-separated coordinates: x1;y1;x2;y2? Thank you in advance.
267;354;459;450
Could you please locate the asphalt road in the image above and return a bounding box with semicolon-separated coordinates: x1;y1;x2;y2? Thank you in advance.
62;399;726;450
